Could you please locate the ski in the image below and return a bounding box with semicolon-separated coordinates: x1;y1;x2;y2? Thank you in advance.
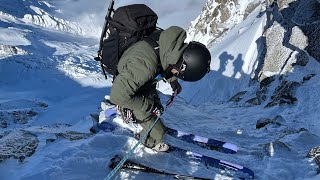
99;98;239;154
167;128;238;154
108;145;254;179
168;146;254;179
95;116;254;179
97;115;237;154
109;155;211;180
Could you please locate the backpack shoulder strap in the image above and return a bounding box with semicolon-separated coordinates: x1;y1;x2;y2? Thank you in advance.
143;38;160;59
142;29;163;60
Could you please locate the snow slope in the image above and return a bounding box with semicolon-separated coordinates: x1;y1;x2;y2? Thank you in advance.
1;0;320;180
180;4;266;105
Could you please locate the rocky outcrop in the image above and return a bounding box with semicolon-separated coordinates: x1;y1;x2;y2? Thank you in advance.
256;115;285;129
0;110;38;126
307;146;320;172
0;45;28;57
260;0;320;80
55;131;92;141
0;130;39;162
308;146;320;158
228;91;247;102
187;0;260;45
266;81;300;107
0;99;48;129
262;140;292;157
239;0;320;109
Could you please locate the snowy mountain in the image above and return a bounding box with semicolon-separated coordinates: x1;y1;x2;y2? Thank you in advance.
1;0;320;179
1;0;84;36
186;0;261;46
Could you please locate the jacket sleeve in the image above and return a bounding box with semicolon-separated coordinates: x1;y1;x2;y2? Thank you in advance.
110;57;156;120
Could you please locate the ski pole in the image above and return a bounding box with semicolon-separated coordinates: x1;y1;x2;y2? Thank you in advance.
105;114;162;180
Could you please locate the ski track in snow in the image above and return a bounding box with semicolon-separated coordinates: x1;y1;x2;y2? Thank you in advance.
0;0;320;180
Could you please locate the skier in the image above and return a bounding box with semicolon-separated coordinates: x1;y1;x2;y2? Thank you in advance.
109;26;211;152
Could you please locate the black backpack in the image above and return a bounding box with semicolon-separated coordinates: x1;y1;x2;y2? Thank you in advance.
95;4;162;79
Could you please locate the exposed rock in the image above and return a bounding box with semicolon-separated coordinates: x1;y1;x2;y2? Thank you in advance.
246;89;267;106
280;128;308;138
308;146;320;158
289;26;307;50
56;131;92;141
292;0;320;25
12;110;38;124
0;99;48;128
0;99;48;111
309;146;320;173
262;22;292;76
262;140;292;157
256;115;284;129
228;91;247;102
260;76;276;89
302;74;316;82
278;0;297;10
0;110;38;127
244;1;261;18
187;0;259;45
266;81;300;107
245;77;275;106
0;45;28;57
301;22;320;62
260;0;320;79
287;0;320;62
0;130;39;162
246;96;261;105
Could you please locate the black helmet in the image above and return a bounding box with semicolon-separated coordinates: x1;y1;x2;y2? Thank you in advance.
173;41;211;82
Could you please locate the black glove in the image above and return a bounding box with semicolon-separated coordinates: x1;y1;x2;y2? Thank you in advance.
170;80;182;94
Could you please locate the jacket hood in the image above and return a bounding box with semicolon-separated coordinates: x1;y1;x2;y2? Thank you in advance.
159;26;188;70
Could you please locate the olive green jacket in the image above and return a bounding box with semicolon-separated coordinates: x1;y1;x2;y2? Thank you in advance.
110;26;187;120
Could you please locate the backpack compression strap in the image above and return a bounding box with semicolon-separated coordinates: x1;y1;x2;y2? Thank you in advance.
141;30;161;61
